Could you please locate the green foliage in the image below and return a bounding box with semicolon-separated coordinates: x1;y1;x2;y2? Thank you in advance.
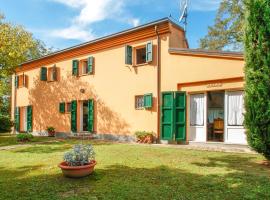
0;98;12;132
0;13;52;128
244;0;270;160
16;133;34;142
46;126;55;132
199;0;244;51
63;144;95;166
135;131;154;139
0;115;13;133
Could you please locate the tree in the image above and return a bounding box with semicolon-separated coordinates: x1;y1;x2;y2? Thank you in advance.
199;0;244;51
0;14;51;132
244;0;270;160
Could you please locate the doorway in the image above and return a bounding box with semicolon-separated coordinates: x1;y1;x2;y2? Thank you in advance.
207;91;225;142
80;101;89;132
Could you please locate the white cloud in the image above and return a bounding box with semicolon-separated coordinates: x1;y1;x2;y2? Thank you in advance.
128;18;140;27
190;0;221;11
50;26;95;41
50;0;139;41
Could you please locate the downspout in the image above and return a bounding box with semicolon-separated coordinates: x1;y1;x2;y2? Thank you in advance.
13;71;17;134
155;25;161;142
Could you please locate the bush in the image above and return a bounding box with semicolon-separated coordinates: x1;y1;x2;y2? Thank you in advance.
244;0;270;160
0;115;13;133
135;131;154;139
16;133;34;142
63;144;95;166
46;126;55;132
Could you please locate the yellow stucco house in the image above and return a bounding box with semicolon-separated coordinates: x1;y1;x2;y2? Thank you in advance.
11;18;246;145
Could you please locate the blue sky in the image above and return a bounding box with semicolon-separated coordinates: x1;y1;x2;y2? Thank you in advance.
0;0;221;50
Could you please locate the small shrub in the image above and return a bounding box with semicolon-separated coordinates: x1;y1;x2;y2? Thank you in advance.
16;133;34;142
135;131;154;139
46;126;55;132
63;144;95;166
0;115;13;133
46;126;55;137
135;131;155;144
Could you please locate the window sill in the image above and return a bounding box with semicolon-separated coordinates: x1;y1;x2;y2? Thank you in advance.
78;73;93;77
133;63;149;67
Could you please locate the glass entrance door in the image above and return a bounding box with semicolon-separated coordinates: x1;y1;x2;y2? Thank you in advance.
82;101;89;132
207;91;225;142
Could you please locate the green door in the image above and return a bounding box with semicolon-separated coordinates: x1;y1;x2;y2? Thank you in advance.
175;92;186;141
161;91;186;141
71;100;77;132
27;106;33;132
161;92;174;140
88;99;94;132
15;107;20;132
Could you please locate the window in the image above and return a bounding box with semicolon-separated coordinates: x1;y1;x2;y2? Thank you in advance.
136;47;147;65
81;60;89;75
227;91;244;126
59;102;65;113
135;95;144;109
66;102;72;113
48;67;58;81
190;94;204;126
15;74;28;88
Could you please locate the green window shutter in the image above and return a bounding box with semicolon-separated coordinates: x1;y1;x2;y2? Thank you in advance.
146;41;153;62
59;102;65;113
27;105;33;132
174;92;186;141
88;56;94;74
144;93;153;108
71;100;77;132
72;60;79;76
40;67;47;81
88;99;94;132
161;92;174;140
125;45;132;65
15;107;20;132
15;76;18;88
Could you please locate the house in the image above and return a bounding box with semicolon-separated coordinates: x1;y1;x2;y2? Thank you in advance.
11;18;246;145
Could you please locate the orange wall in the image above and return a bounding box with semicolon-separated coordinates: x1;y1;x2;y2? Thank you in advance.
161;53;244;92
13;37;167;135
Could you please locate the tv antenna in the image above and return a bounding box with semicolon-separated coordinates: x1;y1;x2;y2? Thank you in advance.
179;0;189;32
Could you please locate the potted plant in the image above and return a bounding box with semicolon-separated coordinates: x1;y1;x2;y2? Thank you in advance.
135;131;155;144
46;126;55;137
58;144;96;178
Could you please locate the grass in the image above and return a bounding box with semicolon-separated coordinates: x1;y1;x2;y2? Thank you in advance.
0;133;56;147
0;135;269;200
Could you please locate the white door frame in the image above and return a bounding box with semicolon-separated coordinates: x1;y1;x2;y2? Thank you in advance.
224;90;247;144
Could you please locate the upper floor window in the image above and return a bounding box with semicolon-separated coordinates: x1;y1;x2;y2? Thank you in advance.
136;47;146;65
48;66;58;81
72;56;94;76
125;41;153;66
15;74;28;88
40;66;59;82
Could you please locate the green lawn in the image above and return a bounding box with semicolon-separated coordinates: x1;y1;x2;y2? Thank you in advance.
0;135;269;200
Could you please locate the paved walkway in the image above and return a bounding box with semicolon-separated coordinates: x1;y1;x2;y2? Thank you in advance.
135;142;256;154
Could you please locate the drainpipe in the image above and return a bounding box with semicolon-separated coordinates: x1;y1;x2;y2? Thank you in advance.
155;25;161;142
13;72;17;134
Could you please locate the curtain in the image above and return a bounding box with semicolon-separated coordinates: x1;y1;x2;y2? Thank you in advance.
190;94;204;126
227;91;244;126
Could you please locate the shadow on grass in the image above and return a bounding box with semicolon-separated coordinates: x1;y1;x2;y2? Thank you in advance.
0;155;270;200
191;154;269;175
